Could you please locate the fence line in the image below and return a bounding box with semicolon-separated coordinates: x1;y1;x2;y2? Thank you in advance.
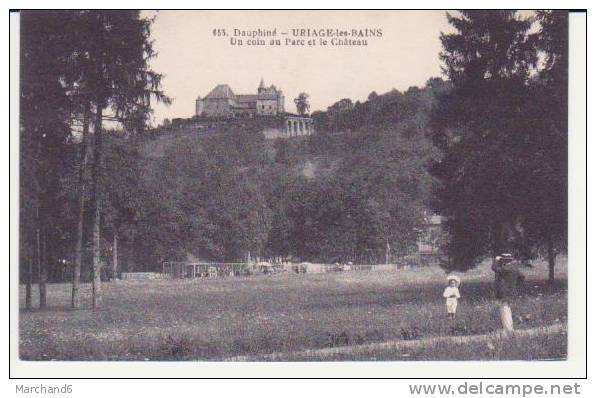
162;262;266;279
161;261;410;279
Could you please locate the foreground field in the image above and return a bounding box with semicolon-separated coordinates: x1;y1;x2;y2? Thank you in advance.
19;258;567;361
233;324;567;361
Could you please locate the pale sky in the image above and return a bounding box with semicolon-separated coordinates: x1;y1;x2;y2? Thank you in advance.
144;10;452;125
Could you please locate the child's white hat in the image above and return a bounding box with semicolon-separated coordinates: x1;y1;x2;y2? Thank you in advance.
446;274;461;287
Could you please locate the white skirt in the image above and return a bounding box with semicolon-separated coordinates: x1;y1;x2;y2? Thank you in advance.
446;298;458;314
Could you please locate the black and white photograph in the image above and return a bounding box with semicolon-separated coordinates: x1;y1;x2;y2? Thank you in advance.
9;8;587;379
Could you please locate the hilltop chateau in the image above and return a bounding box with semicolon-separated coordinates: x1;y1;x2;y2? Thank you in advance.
194;79;314;138
196;79;285;118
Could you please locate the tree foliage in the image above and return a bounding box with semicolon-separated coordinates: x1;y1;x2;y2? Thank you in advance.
294;92;310;116
127;81;441;266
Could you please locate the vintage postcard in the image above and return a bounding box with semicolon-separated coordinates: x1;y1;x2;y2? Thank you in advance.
11;9;586;378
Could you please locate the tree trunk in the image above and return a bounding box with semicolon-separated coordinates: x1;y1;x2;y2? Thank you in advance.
25;256;32;310
547;237;556;286
91;106;103;310
38;227;47;309
112;231;118;280
499;302;514;333
385;238;391;265
36;202;47;309
72;103;91;309
491;220;504;257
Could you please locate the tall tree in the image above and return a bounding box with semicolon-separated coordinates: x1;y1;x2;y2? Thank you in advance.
60;12;97;308
520;11;568;284
430;11;538;270
71;103;91;308
64;11;169;309
20;11;73;308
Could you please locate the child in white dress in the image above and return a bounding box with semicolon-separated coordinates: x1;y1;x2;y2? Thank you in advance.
443;275;461;319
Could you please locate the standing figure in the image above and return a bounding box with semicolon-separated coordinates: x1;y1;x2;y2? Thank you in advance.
491;253;524;332
443;275;461;319
492;253;525;299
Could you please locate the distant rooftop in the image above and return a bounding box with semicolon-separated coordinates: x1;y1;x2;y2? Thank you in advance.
205;84;235;99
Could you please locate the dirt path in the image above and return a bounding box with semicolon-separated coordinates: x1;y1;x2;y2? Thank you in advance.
228;323;566;361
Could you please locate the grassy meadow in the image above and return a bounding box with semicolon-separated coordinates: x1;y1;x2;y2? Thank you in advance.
19;258;567;361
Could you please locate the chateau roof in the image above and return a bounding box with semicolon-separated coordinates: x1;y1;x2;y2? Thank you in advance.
205;84;235;99
200;81;283;103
